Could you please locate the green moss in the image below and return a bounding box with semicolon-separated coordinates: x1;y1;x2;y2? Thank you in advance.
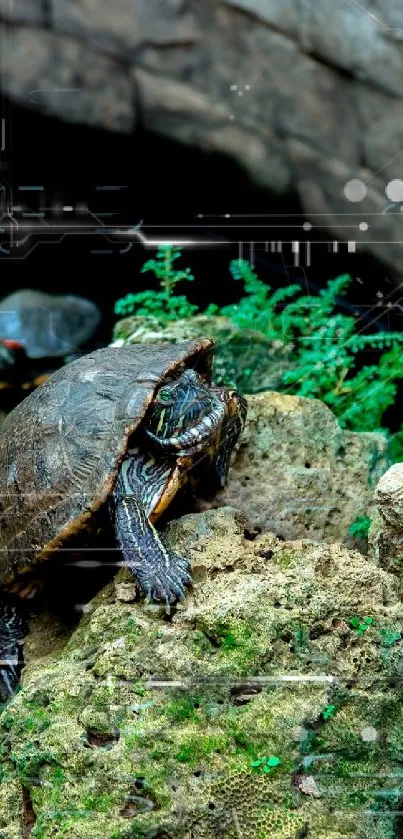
82;793;118;812
188;630;215;655
196;619;261;673
11;744;58;784
3;514;403;838
125;615;142;636
164;696;201;723
0;701;51;736
174;733;230;764
272;549;299;570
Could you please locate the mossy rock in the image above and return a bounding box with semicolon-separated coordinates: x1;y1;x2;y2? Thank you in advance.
1;507;403;838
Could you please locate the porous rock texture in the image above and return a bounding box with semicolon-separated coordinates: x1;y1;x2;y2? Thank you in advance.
207;389;389;548
2;1;403;272
1;506;403;838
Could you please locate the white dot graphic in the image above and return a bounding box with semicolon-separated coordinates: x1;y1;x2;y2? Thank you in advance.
361;726;378;742
303;221;312;231
386;179;403;202
359;221;369;231
344;179;367;202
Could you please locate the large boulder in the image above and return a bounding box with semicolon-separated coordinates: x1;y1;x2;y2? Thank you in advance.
2;1;403;272
1;506;403;838
200;390;389;550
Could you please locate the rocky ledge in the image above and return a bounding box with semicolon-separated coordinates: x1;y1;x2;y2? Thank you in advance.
1;505;403;838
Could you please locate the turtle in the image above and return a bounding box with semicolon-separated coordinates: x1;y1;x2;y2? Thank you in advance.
0;337;247;702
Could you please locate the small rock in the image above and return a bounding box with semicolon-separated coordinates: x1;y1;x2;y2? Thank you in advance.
115;581;138;602
295;774;321;797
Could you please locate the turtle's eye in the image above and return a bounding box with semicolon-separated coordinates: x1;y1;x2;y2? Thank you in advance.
158;388;172;402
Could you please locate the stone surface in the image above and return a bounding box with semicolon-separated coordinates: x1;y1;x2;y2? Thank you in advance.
199;390;389;548
0;0;44;24
52;0;199;60
0;26;134;132
368;463;403;593
1;506;403;838
375;462;403;529
2;2;403;270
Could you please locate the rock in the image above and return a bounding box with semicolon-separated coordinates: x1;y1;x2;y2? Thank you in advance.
1;506;402;837
3;2;403;272
0;289;101;359
368;463;403;592
112;313;296;393
197;391;389;549
375;462;403;529
0;25;134;132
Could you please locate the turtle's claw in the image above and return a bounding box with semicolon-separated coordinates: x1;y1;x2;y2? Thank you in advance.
145;554;192;608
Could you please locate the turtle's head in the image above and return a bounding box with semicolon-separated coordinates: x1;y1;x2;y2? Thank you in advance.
145;368;226;455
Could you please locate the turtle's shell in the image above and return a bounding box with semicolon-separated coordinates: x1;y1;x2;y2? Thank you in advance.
0;338;215;585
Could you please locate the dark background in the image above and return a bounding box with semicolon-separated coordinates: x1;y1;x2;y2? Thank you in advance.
1;97;401;347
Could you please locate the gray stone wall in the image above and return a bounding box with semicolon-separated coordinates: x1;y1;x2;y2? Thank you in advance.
2;0;403;272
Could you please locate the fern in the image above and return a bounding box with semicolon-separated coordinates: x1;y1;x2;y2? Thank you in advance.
114;246;197;320
217;259;300;339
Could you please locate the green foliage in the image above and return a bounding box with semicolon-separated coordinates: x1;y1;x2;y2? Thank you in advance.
291;624;310;655
214;262;403;448
250;755;281;773
348;516;371;540
114;245;197;320
165;696;201;723
350;616;374;635
206;259;301;337
322;704;337;720
114;249;403;453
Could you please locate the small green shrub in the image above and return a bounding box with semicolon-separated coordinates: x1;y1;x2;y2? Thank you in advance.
114;245;197;320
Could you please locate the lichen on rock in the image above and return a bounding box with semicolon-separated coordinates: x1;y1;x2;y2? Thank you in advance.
1;506;403;838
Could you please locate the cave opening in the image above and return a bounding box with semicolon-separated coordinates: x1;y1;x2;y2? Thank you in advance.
2;97;399;337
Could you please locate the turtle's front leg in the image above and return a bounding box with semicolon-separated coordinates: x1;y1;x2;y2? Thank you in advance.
0;592;29;703
111;493;192;610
